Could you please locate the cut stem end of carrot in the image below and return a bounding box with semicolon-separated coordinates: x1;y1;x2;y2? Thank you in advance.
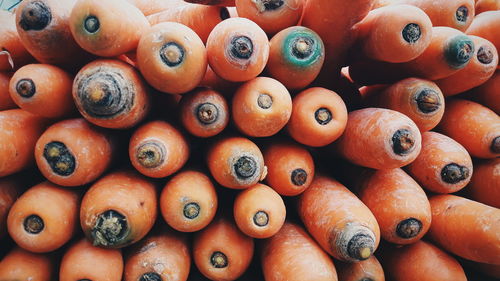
91;210;129;247
136;142;166;169
315;108;332;125
445;36;474;69
183;202;201;219
210;251;228;268
253;211;269;227
477;46;494;64
197;103;219;124
19;1;52;31
257;94;273;109
234;156;258;179
291;168;307;186
292;37;314;59
415;88;441;114
160;42;185;67
84;16;100;34
139;272;162;281
441;163;470;184
255;0;285;12
23;214;44;234
391;129;415;155
16;79;36;98
230;36;254;60
396;218;423;239
491;137;500;154
43;141;76;176
455;6;469;23
347;234;374;261
402;23;421;44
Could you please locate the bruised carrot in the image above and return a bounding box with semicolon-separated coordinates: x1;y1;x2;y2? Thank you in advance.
34;118;115;187
336;256;385;281
59;238;123;281
332;108;422;169
160;170;218;232
465;70;499;114
475;0;500;14
428;194;500;264
184;0;236;5
9;64;75;118
72;59;151;129
260;222;338;281
466;11;500;59
0;10;33;71
235;0;304;35
0;72;16;110
193;217;254;281
0;109;48;177
80;171;157;248
466;158;500;208
232;77;292;137
206;17;269;82
0;175;26;239
0;247;55;281
287;87;348;147
266;26;325;90
437;99;500;158
298;175;380;262
206;136;266;189
179;87;229;138
124;229;190;281
263;141;315;196
7;182;80;253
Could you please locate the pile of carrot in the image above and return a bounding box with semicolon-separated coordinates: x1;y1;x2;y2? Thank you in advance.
0;0;499;280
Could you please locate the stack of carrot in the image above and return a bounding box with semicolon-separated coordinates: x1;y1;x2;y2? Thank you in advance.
0;0;499;280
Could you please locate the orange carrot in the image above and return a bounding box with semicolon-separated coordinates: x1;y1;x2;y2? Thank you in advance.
0;10;33;71
198;65;242;95
336;255;385;281
464;69;499;114
0;247;56;281
475;0;500;14
0;175;27;239
184;0;236;5
127;0;183;16
0;72;16;110
466;11;500;60
465;158;500;208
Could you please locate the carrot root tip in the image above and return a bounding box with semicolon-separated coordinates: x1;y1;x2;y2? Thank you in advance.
445;36;474;69
139;272;162;281
91;210;129;247
160;42;185;67
441;163;470;184
477;46;494;64
253;210;269;227
257;94;273;109
23;214;44;234
220;7;230;20
347;234;374;261
391;129;415;155
43;141;76;176
455;6;469;23
234;155;258;179
315;108;332;125
491;136;500;154
291;168;307;186
16;79;36;98
230;36;254;60
402;23;421;44
415;88;441;114
210;251;228;268
83;16;100;34
136;142;166;169
19;1;52;31
197;103;219;124
396;218;423;239
255;0;285;12
183;202;201;219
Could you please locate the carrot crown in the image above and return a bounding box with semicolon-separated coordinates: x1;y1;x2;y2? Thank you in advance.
283;29;323;68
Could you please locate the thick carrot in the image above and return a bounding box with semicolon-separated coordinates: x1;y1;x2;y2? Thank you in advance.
465;158;500;208
336;255;385;281
298;175;380;262
7;181;80;253
129;120;190;178
437;99;500;158
9;63;76;118
184;0;236;5
0;72;16;110
428;194;500;264
59;238;123;281
193;217;254;281
206;17;269;82
206;136;266;189
263;140;315;196
266;26;325;90
0;175;27;239
260;222;338;281
179;87;229;138
72;59;151;129
137;22;207;94
286;87;348;147
464;69;499;114
0;10;33;71
124;229;190;281
160;170;218;232
466;11;500;61
235;0;304;35
69;0;150;57
34;118;116;187
475;0;500;14
232;77;292;137
0;247;55;281
0;109;48;177
127;0;183;16
332;108;422;169
80;171;157;248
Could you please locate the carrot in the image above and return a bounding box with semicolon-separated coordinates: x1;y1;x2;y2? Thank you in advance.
124;229;190;281
332;108;422;169
437;99;500;158
129;120;190;178
59;238;123;281
465;158;500;208
34;118;116;187
0;247;55;281
0;109;48;177
184;0;236;5
7;181;80;253
298;175;380;262
206;136;266;189
235;0;304;35
286;87;348;147
69;0;150;57
179;87;229;138
362;78;445;132
80;170;157;248
160;170;218;232
464;70;499;114
206;17;269;82
232;77;292;137
351;4;433;63
263;140;315;196
127;0;183;16
266;26;325;90
260;222;338;281
380;240;467;281
147;3;230;44
193;216;254;281
137;22;207;95
336;256;385;281
199;65;242;95
0;175;27;239
428;194;500;265
475;0;500;14
0;72;16;110
72;59;151;129
0;10;33;71
466;11;500;61
9;64;76;118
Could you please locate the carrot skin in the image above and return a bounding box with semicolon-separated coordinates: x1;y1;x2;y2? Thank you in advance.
0;10;34;71
0;247;56;281
465;158;500;208
336;255;385;281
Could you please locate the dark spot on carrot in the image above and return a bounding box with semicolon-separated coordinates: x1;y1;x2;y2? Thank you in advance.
197;103;219;124
291;37;315;59
139;272;162;281
140;201;144;207
347;233;374;261
19;1;51;31
23;214;44;234
402;23;421;44
159;42;185;67
391;129;415;155
441;163;470;184
396;218;422;239
256;0;284;11
92;210;129;247
257;94;273;109
16;79;36;98
445;35;474;69
84;16;100;34
415;88;440;114
253;210;269;227
219;7;230;20
491;136;500;154
43;141;76;176
455;6;468;23
230;36;253;59
210;251;228;268
477;46;494;64
183;202;201;219
315;108;332;125
136;141;166;169
291;168;307;186
234;156;257;179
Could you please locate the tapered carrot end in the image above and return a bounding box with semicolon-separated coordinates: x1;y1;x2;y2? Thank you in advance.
43;142;76;177
15;79;36;98
441;163;470;184
23;214;44;234
416;88;441;114
392;129;416;155
491;137;500;154
135;141;166;169
19;1;52;31
139;272;162;281
197;103;219;124
347;234;375;261
183;202;201;220
444;35;474;69
91;210;130;248
396;218;423;239
211;251;228;268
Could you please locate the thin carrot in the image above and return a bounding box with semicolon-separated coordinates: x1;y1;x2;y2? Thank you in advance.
0;10;33;71
464;69;499;114
0;247;55;281
465;158;500;208
0;72;16;110
466;11;500;61
336;256;385;281
475;0;500;14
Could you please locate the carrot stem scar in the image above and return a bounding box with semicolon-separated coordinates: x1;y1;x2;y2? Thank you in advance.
234;156;257;179
441;163;470;184
347;234;374;261
139;272;162;281
43;141;76;176
210;251;228;268
445;35;474;68
492;137;500;154
91;210;129;247
402;23;421;44
253;211;269;227
136;142;166;169
455;6;468;23
391;129;415;155
257;94;273;109
291;168;307;186
477;45;494;64
396;218;423;239
415;88;441;114
230;36;253;59
160;42;185;67
315;108;332;125
19;1;52;31
255;0;284;12
183;202;201;219
197;103;219;124
16;79;36;98
84;16;100;33
291;37;314;59
23;214;44;234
